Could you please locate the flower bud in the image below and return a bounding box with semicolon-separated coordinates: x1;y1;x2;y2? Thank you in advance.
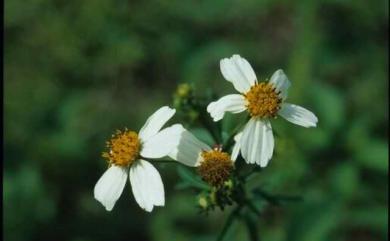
198;196;208;209
176;83;192;98
224;179;233;190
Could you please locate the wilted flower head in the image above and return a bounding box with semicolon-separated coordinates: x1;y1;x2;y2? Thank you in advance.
169;126;235;187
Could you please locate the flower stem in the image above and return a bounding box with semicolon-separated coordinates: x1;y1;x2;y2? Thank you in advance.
242;212;261;241
243;166;262;181
252;189;303;206
245;199;261;217
216;206;242;241
151;159;188;167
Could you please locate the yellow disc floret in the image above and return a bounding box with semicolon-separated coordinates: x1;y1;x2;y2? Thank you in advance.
245;82;282;118
102;129;141;167
197;150;234;187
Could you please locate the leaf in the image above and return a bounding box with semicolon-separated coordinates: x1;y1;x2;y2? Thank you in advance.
189;127;214;147
347;207;388;233
310;82;345;131
354;140;388;172
329;163;359;197
286;201;342;241
174;181;203;190
176;165;209;190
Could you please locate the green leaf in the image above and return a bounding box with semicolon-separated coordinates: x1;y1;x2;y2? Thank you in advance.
177;165;209;190
174;181;203;190
286;201;342;241
354;140;388;172
310;83;345;131
329;163;359;197
347;207;388;233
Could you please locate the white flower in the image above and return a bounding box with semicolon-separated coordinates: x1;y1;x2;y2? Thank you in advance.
94;106;182;212
207;54;318;167
169;126;235;187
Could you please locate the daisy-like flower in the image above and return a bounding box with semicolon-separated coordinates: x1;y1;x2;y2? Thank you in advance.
207;54;318;167
94;106;182;212
169;126;234;188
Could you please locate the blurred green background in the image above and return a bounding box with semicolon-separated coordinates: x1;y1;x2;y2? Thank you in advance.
4;0;388;241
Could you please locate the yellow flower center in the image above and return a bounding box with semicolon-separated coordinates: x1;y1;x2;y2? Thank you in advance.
244;82;282;118
197;150;234;187
102;129;141;167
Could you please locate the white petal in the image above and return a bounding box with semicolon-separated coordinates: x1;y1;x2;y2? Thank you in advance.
168;125;211;167
259;120;274;167
231;132;243;161
129;160;165;212
278;103;318;128
207;94;247;122
94;166;128;211
220;54;257;93
139;106;176;142
141;124;183;159
269;69;291;100
241;118;274;167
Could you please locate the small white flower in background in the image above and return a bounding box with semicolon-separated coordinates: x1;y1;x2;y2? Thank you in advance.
169;126;234;187
94;106;182;212
207;54;318;167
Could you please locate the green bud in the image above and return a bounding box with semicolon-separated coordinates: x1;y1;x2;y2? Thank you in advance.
173;97;182;109
209;189;217;205
198;196;208;209
176;83;192;98
188;110;199;122
224;179;233;190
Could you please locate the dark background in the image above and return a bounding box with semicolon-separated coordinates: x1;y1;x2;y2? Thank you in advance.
4;0;388;241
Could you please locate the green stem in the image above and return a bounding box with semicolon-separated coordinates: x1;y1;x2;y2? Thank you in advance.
151;159;188;167
216;206;242;241
253;189;303;206
242;212;260;241
245;199;261;217
152;159;175;163
243;166;262;181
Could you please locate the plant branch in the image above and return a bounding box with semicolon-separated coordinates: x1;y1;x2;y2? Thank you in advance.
245;199;261;217
242;212;260;241
252;189;303;206
216;206;242;241
242;166;262;181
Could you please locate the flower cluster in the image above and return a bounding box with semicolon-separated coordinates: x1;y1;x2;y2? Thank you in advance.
94;54;318;213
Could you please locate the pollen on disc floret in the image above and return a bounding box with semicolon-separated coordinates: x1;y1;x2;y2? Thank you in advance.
102;129;141;167
197;149;234;187
244;82;282;118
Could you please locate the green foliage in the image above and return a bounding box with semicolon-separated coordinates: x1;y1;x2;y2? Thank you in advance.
4;0;388;241
176;165;210;190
